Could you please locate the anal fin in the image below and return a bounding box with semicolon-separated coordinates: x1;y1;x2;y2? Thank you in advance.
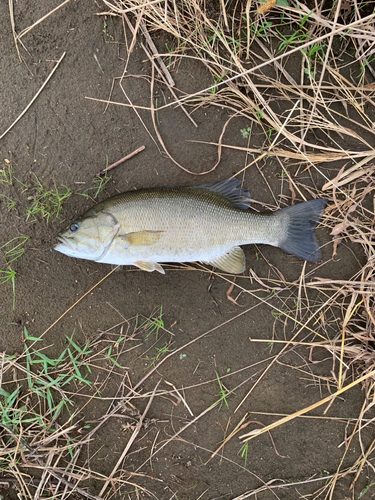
134;261;165;274
206;247;246;274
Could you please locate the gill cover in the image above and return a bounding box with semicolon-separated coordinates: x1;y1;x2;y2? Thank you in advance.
55;210;120;261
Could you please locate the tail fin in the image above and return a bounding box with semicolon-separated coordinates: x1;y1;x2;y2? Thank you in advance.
277;199;327;262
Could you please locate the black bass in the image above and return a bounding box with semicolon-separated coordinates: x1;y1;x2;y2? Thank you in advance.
55;179;326;274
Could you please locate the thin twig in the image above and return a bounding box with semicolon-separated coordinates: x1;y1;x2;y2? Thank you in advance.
8;0;21;61
0;423;102;500
95;146;145;177
240;369;375;442
141;21;175;87
0;52;66;140
99;380;161;497
18;0;72;39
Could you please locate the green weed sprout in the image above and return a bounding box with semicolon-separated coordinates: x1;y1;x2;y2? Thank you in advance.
81;168;112;201
137;306;164;340
209;74;228;94
0;328;94;439
0;236;28;310
144;342;173;368
239;441;249;467
359;482;375;499
0;159;27;188
0;269;17;310
240;127;251;139
0;160;13;184
214;371;231;409
26;175;72;223
103;19;114;40
0;195;16;211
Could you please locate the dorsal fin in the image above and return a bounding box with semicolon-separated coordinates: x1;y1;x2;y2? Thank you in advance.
195;178;251;210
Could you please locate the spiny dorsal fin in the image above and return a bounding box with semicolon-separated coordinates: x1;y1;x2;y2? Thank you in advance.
196;178;251;210
134;261;165;274
205;247;246;274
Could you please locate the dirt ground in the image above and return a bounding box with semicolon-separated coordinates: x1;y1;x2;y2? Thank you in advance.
0;1;374;499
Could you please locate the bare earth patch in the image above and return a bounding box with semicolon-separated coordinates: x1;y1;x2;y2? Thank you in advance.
0;1;375;499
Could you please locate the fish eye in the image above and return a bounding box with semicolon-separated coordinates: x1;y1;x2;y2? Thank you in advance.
70;222;79;232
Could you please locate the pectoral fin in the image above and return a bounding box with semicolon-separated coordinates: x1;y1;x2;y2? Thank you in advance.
134;261;165;274
206;247;246;274
119;230;163;247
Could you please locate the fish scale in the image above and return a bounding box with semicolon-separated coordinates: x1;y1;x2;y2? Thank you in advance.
101;193;280;262
55;179;327;274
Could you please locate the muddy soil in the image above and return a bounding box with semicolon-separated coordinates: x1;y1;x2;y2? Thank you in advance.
0;1;374;499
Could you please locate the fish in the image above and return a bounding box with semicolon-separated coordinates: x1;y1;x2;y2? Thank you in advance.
54;178;327;274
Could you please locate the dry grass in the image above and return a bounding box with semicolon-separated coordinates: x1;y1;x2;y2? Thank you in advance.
0;308;167;500
91;0;375;496
3;0;375;498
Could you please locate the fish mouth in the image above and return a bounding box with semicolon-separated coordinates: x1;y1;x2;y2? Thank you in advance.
55;235;76;251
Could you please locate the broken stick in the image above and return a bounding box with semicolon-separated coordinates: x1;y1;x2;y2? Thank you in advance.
95;145;145;177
